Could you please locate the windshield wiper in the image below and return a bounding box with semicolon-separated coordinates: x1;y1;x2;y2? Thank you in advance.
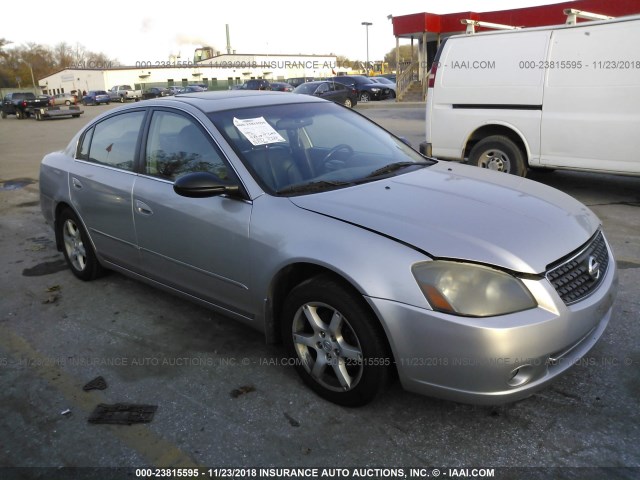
276;180;352;195
365;161;426;179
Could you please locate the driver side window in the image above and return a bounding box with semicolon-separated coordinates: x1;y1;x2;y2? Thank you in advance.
144;111;231;182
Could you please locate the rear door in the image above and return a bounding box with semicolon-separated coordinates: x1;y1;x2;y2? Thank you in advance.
70;109;146;269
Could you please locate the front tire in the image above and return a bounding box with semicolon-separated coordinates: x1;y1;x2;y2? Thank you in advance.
360;91;371;103
58;208;104;281
282;275;392;406
468;135;526;176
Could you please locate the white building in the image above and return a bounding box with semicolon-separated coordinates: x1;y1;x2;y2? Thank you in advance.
38;53;341;95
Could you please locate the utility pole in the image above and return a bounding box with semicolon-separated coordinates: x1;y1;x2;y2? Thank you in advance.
361;22;372;73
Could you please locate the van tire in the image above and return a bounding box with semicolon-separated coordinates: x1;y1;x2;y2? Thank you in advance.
468;135;526;176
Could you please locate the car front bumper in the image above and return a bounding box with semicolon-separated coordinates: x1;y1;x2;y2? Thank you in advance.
365;248;618;405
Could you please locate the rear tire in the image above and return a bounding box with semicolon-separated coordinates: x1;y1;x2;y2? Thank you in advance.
343;98;353;108
281;274;392;406
120;96;125;103
16;110;24;119
58;208;104;281
468;135;526;176
1;111;6;119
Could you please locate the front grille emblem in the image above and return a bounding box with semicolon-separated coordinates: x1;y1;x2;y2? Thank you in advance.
587;255;601;281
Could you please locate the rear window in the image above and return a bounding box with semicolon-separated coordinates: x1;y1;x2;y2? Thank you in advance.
14;93;35;100
82;112;145;171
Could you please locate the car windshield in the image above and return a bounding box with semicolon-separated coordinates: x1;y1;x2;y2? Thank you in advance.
209;102;433;195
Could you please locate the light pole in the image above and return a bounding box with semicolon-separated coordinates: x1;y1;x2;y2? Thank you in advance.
361;22;372;73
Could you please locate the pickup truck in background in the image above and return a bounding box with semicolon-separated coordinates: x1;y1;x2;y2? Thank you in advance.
1;92;50;119
108;85;142;103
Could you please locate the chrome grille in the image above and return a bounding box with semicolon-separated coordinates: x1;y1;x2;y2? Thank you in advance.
546;231;609;305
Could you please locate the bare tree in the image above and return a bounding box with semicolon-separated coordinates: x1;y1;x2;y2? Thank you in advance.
0;40;118;88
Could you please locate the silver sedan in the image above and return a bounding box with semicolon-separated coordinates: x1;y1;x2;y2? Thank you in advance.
39;92;617;406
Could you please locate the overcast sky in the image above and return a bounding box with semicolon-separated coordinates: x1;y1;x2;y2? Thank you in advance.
4;1;569;65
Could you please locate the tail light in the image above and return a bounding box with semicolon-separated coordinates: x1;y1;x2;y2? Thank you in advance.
428;62;439;88
22;101;27;107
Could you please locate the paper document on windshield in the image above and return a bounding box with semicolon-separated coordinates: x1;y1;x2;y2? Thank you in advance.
233;117;286;146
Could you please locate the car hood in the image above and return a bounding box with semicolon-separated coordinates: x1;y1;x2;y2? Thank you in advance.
289;162;600;274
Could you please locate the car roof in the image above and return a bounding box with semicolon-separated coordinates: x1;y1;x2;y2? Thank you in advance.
128;90;326;113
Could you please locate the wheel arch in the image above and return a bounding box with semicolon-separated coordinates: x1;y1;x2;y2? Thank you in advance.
464;124;530;166
53;202;98;260
53;201;76;251
264;262;393;358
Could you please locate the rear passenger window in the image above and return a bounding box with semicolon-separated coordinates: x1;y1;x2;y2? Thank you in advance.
86;112;145;170
144;110;230;181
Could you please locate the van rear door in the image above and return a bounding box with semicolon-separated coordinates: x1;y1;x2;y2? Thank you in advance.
540;18;640;174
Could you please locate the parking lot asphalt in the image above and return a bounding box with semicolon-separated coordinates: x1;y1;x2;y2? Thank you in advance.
0;102;639;477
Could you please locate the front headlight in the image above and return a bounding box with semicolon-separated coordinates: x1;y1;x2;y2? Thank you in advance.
370;88;380;92
412;261;537;317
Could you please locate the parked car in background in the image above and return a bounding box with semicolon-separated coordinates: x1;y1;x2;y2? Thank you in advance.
286;77;315;88
142;87;171;99
293;80;357;107
39;91;617;407
1;92;50;119
52;93;77;106
167;86;183;95
82;90;110;106
177;85;206;93
38;95;56;106
369;76;397;99
232;79;271;90
381;73;396;82
270;82;294;92
328;75;390;102
108;85;142;103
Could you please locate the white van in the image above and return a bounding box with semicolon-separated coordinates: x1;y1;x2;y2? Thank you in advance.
423;14;640;176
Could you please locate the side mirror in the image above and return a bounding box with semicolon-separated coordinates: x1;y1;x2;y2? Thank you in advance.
173;172;240;198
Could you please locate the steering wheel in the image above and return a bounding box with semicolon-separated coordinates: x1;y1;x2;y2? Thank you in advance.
321;144;354;164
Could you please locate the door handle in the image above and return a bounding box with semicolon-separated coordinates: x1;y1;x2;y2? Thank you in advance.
135;200;153;215
72;177;83;189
